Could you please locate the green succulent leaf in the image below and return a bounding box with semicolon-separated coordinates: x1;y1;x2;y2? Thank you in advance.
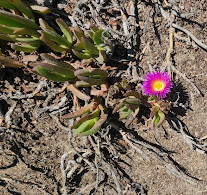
40;54;75;71
153;113;160;127
112;101;125;114
16;37;40;44
73;26;84;41
74;69;107;85
13;28;40;37
72;108;100;129
150;106;160;119
125;98;141;105
62;102;94;119
0;34;16;42
11;43;40;52
0;25;16;35
34;63;75;79
6;0;35;20
157;110;165;127
73;117;99;136
0;10;38;29
73;42;85;51
39;19;72;49
90;24;99;33
119;107;133;120
0;1;16;10
42;31;71;50
89;105;107;131
81;37;99;55
56;18;73;44
88;31;94;39
93;30;104;46
72;49;92;59
34;66;74;82
40;32;66;52
125;91;141;99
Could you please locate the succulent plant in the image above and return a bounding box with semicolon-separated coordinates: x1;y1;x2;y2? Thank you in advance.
113;91;141;120
75;68;108;87
39;18;73;52
72;25;113;63
0;0;42;52
31;54;76;82
31;54;108;86
62;98;108;136
150;105;166;129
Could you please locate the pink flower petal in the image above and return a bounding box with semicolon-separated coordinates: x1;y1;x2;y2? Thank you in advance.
141;70;173;100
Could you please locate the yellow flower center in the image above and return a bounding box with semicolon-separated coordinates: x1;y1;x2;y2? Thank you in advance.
152;80;166;91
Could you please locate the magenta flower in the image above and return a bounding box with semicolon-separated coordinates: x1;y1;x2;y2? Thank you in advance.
141;70;173;100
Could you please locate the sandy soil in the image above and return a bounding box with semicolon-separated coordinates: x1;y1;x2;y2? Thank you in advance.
0;0;207;195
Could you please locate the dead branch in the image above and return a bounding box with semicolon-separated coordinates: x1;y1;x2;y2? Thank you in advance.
5;102;17;128
0;174;51;195
171;23;207;51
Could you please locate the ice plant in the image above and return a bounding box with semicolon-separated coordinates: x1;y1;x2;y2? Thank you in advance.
141;70;173;100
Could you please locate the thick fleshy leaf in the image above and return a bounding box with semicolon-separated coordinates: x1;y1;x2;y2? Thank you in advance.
72;108;100;129
0;1;16;9
125;91;141;99
62;102;94;119
93;30;104;45
112;100;125;114
0;25;16;35
13;28;40;37
33;63;75;78
77;126;101;136
150;106;160;119
88;31;94;39
81;37;99;55
125;98;141;105
0;34;15;42
157;110;165;127
39;18;56;33
73;117;99;136
90;105;107;131
30;5;51;14
56;18;73;44
11;44;40;52
39;19;72;49
16;37;40;44
0;10;38;29
8;0;35;20
0;56;24;68
42;31;71;49
72;49;92;59
34;66;74;82
73;42;85;51
40;54;75;71
67;84;90;101
152;113;160;129
90;24;99;33
73;26;84;41
75;69;107;85
75;69;108;78
120;109;133;120
40;32;66;52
